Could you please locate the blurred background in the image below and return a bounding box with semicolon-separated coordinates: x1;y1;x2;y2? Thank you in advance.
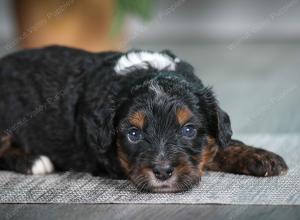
0;0;299;136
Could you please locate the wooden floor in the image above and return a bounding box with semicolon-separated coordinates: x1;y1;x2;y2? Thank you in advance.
1;204;300;220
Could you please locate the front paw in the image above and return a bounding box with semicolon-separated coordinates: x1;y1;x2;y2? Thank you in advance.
242;148;288;177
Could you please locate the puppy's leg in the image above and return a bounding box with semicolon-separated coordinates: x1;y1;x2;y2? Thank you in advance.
0;131;54;175
205;139;288;176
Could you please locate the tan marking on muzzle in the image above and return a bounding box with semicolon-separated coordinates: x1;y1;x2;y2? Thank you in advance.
116;139;130;174
196;136;219;176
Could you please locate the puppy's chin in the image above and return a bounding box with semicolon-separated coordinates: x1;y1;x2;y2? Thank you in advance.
130;169;200;193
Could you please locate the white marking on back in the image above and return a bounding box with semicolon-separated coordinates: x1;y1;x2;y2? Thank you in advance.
114;51;178;75
149;80;164;97
31;156;54;175
174;57;181;63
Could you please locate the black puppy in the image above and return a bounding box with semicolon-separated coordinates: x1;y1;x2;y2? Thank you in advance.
0;46;288;192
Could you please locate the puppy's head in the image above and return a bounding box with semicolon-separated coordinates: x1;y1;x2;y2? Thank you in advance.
115;74;232;192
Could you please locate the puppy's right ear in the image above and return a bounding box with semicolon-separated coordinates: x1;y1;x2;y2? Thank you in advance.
78;66;119;154
81;104;115;154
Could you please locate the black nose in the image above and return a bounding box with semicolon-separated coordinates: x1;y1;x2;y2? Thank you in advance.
153;164;174;181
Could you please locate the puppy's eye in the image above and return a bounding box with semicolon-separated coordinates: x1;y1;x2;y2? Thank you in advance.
181;125;197;138
127;128;142;143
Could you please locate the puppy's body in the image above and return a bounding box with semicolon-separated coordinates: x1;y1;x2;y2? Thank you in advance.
0;46;122;176
0;46;288;192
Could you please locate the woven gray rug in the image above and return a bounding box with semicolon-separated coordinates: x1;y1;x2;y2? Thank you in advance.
0;134;299;205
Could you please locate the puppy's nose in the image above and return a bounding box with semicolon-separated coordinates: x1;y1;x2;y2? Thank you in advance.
153;164;174;181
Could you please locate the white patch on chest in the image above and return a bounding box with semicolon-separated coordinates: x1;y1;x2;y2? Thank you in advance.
31;155;54;175
114;51;180;75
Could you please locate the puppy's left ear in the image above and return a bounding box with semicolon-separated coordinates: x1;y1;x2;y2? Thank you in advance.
196;88;232;148
212;106;232;148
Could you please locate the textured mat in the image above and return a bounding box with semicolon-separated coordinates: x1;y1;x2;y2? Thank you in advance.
0;134;299;204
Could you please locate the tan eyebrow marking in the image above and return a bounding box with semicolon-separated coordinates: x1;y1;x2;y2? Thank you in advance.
176;107;193;126
128;111;146;129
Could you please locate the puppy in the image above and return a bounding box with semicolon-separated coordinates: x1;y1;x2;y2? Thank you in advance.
0;46;288;192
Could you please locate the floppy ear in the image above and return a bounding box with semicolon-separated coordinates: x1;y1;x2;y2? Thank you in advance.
81;105;115;154
78;65;119;154
196;88;232;148
212;106;232;148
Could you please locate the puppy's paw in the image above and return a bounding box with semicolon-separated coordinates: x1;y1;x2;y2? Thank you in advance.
30;156;54;175
242;148;288;177
206;141;288;177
